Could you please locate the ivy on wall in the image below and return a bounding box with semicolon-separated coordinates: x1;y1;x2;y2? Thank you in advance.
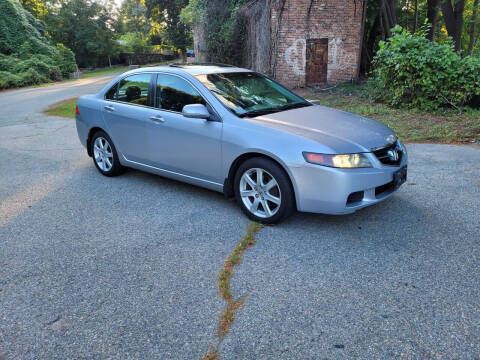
181;0;250;64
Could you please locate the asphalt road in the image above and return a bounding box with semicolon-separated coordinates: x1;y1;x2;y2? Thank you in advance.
0;76;479;359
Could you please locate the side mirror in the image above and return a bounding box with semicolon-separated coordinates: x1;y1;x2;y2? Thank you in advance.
182;104;210;120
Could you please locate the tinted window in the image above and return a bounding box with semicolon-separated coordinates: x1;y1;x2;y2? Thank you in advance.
118;74;151;106
105;83;118;100
156;74;205;112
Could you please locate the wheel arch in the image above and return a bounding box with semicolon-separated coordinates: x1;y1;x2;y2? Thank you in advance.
224;152;298;208
86;126;107;157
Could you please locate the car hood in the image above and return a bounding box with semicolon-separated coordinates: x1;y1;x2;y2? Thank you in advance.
250;105;396;153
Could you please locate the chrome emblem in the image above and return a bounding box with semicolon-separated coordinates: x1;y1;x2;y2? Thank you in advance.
387;149;399;162
386;134;397;144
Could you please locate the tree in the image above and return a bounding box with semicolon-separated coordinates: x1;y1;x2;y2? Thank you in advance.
46;0;118;67
441;0;466;51
427;0;441;40
413;0;419;33
145;0;192;61
119;0;151;34
380;0;399;38
468;0;479;54
19;0;50;19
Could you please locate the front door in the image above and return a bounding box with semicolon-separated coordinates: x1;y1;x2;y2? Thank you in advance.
306;38;328;86
145;73;222;183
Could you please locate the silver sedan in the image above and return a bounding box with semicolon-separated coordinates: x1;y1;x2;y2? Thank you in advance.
75;64;407;223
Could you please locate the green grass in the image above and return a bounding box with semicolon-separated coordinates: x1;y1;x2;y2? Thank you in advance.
296;83;480;144
43;97;77;118
82;66;130;78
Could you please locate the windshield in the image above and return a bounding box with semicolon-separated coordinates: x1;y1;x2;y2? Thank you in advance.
195;72;311;117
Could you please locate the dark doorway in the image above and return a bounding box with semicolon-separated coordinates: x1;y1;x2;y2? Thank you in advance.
306;38;328;86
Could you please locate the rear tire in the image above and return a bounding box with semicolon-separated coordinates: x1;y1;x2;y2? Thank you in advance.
90;130;124;177
234;157;295;224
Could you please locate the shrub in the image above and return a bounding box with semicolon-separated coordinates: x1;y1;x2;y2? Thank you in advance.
0;71;20;89
53;44;77;76
0;0;77;90
0;0;44;55
370;26;480;110
12;57;61;81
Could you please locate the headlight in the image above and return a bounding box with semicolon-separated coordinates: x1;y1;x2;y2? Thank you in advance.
303;152;372;168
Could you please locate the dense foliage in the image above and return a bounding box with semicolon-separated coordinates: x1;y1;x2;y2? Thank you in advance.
145;0;192;57
119;32;152;54
180;0;247;63
0;0;76;90
370;26;480;110
46;0;120;68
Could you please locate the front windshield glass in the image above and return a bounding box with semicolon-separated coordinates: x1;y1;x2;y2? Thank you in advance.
195;72;310;117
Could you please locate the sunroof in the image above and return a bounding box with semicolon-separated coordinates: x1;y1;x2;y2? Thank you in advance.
168;63;235;68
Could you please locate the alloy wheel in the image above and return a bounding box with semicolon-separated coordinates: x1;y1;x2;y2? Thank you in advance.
239;168;282;218
93;137;114;172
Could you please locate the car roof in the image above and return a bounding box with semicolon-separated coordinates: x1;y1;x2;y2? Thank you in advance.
127;63;253;76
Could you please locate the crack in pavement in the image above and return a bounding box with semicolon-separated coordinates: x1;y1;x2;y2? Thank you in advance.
201;222;264;360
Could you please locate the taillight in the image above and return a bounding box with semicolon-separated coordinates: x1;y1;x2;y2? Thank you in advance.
75;105;80;115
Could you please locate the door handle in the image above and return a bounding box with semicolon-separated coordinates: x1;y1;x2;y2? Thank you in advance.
104;105;115;111
150;116;165;123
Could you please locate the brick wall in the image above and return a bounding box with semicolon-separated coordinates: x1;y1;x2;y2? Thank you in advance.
270;0;364;88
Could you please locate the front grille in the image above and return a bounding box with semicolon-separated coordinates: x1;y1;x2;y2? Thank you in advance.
373;142;403;166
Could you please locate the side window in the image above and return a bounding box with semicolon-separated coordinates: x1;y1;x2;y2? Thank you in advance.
105;83;118;100
156;74;206;112
118;74;152;106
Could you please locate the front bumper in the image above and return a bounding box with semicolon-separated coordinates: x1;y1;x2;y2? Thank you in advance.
291;150;408;215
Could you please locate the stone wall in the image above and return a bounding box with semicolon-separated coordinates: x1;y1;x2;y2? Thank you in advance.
270;0;365;87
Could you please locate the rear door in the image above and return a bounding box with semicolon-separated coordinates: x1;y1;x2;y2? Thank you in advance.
102;73;157;163
145;73;223;183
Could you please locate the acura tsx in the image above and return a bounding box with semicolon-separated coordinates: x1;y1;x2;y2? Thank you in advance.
75;64;407;223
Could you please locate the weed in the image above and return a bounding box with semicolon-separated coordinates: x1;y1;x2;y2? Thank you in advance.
202;221;264;360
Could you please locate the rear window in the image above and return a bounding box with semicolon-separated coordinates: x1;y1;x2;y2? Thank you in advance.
117;74;152;106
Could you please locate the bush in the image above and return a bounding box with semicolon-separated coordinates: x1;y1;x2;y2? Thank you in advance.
0;0;77;89
17;68;47;87
53;44;77;76
12;57;61;81
0;70;20;89
370;26;480;110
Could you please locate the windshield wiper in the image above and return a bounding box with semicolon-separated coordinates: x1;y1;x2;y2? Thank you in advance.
276;102;313;111
238;102;312;118
237;109;281;118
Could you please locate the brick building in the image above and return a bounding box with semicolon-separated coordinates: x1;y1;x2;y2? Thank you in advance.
194;0;366;88
271;0;365;87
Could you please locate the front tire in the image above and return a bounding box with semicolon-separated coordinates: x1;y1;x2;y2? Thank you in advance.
90;131;124;177
234;157;295;224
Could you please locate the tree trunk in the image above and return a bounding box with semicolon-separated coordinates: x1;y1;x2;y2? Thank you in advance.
180;49;187;64
441;0;466;51
413;0;419;33
380;0;398;38
468;0;479;55
427;0;440;40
